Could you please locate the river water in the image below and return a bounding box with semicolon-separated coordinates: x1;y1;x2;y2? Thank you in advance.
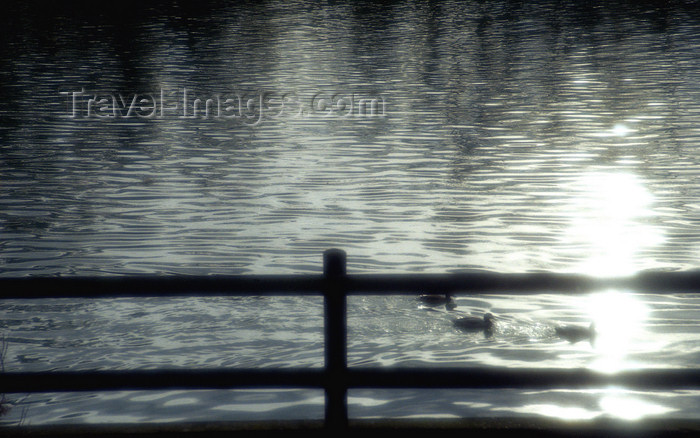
2;0;700;426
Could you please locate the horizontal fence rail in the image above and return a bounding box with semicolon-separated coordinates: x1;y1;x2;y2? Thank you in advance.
4;368;700;394
4;270;700;299
2;248;700;433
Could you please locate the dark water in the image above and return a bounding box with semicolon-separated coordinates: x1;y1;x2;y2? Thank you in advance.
2;0;700;426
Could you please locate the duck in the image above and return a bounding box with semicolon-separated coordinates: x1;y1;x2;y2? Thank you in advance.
419;293;457;310
454;312;495;332
555;322;596;344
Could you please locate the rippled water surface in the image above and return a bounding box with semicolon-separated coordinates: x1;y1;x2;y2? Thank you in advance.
2;0;700;426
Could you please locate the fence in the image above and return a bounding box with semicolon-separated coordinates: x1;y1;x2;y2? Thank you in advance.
2;248;700;436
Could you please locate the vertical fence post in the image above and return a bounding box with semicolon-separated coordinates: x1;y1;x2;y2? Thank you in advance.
323;248;348;430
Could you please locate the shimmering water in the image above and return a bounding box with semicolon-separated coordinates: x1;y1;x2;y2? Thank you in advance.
2;0;700;426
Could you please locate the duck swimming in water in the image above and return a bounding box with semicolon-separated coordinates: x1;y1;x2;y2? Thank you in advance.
555;322;596;344
454;312;495;332
419;293;457;310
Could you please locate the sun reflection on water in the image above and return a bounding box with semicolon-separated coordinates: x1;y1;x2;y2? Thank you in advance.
586;123;636;137
599;389;675;420
585;290;650;374
519;389;675;421
566;170;663;277
556;167;671;420
611;123;633;137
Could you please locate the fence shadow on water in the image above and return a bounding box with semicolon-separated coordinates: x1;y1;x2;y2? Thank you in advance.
2;248;700;436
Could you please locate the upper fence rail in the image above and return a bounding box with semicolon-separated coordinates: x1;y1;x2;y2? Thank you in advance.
3;270;700;299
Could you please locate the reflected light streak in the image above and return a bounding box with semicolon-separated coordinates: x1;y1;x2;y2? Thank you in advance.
585;290;650;374
511;403;599;420
599;389;675;420
566;171;663;277
516;389;675;422
565;169;668;421
587;123;635;137
611;123;633;137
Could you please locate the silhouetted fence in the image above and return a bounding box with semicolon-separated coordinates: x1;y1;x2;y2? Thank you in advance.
2;248;700;435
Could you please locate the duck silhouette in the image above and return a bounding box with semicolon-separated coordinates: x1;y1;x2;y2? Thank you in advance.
454;312;495;332
555;322;596;344
419;293;457;310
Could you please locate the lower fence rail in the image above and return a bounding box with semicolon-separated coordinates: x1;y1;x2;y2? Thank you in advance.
3;368;700;393
2;248;700;435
